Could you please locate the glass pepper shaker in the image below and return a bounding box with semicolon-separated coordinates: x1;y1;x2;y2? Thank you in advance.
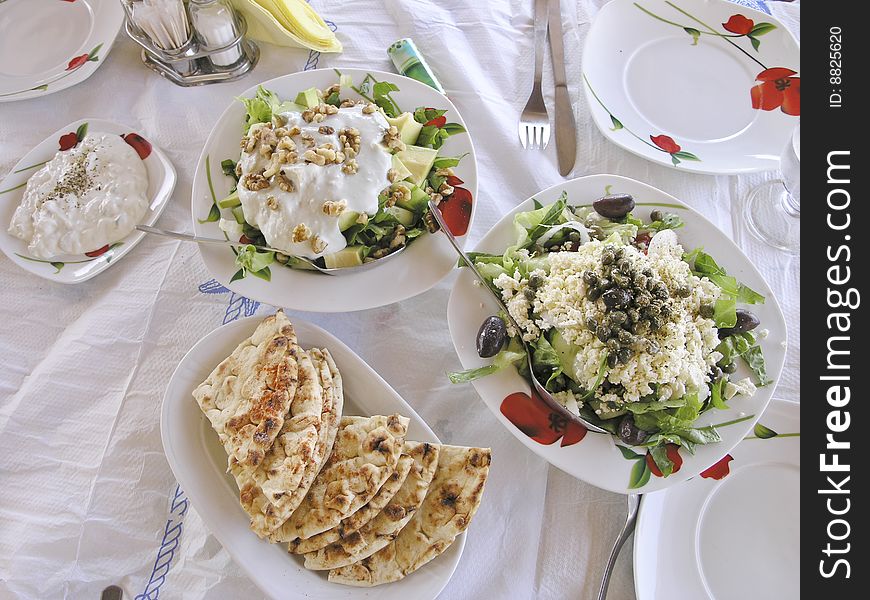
188;0;243;68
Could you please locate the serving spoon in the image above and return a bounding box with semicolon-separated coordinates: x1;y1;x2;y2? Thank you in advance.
427;200;607;434
136;224;405;275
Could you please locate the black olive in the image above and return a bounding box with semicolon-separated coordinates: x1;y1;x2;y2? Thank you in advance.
529;273;544;288
476;316;508;358
603;288;632;309
722;361;737;374
650;210;663;222
718;309;761;337
617;414;650;445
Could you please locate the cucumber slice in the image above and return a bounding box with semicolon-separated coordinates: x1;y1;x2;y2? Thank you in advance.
395;183;431;214
231;205;246;225
323;246;366;269
385;205;416;227
218;190;240;209
338;210;361;231
294;87;320;109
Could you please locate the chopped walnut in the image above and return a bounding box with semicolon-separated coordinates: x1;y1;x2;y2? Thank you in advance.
287;125;301;136
242;172;270;191
276;172;295;192
312;113;326;123
386;185;410;207
318;125;335;135
362;103;378;114
234;162;242;178
322;199;347;216
301;109;315;123
340;99;359;108
439;182;455;196
303;149;327;166
341;158;359;174
277;136;296;152
266;196;279;210
435;167;455;177
274;127;288;137
315;146;337;162
424;211;440;233
300;133;315;147
387;168;400;183
430;192;443;204
292;223;311;242
383;126;406;152
390;225;407;249
259;144;274;159
334;151;346;163
323;83;340;97
311;235;328;254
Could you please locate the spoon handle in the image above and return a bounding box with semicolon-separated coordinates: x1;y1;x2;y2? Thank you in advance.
598;494;641;600
136;224;286;255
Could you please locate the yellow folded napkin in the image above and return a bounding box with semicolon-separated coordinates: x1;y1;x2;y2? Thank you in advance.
229;0;342;52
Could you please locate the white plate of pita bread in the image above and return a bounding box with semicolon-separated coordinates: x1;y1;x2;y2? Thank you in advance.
161;311;492;598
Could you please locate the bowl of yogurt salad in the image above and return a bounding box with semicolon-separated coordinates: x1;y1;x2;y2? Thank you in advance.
0;119;176;283
191;69;477;312
446;175;787;493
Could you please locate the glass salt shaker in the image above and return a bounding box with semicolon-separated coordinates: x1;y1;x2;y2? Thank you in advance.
188;0;243;68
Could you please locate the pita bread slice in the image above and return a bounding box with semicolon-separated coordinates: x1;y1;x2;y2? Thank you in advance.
194;310;299;468
327;445;491;587
271;414;409;542
289;447;416;555
302;441;439;569
267;348;343;536
230;349;323;537
318;349;344;469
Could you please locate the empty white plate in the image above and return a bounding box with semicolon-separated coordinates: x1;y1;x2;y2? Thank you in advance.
634;398;799;599
160;315;465;600
0;0;124;102
582;0;800;174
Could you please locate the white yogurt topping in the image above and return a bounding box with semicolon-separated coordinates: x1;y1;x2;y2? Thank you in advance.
8;132;149;259
237;105;392;258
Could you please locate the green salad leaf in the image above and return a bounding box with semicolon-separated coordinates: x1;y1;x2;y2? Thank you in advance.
716;332;770;385
235;245;274;280
447;341;526;383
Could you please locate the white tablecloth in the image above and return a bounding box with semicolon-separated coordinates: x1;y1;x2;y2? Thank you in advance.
0;1;800;598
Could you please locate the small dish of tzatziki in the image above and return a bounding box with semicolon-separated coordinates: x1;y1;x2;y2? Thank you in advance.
0;119;177;283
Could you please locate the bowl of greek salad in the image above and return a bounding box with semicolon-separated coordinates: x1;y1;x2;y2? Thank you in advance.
192;68;477;312
446;175;786;493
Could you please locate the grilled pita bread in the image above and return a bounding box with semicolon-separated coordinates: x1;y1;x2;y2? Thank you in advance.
327;445;491;586
302;441;439;569
271;414;409;542
267;348;343;535
230;349;324;537
193;310;299;468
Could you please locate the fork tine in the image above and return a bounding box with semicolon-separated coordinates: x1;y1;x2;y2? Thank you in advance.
532;126;539;149
541;126;551;150
518;124;528;149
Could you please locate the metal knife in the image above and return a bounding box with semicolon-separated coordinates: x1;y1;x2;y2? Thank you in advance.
548;0;577;176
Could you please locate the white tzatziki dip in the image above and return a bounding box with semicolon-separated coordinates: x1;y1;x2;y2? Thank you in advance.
8;132;149;259
236;104;392;258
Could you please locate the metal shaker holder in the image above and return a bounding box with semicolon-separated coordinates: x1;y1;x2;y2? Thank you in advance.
122;7;259;87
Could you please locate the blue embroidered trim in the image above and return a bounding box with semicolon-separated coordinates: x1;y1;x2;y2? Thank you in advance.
135;485;189;600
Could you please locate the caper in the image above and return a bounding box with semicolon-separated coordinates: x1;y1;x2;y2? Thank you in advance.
609;311;628;326
709;365;723;381
653;283;669;299
617;329;634;344
617;347;632;364
601;248;615;265
607;353;619;368
529;273;545;288
642;268;653;278
676;285;692;298
648;316;661;331
476;316;508;358
650;209;663;222
660;304;672;318
722;361;737;374
597;327;611;343
552;374;567;390
606;339;620;353
603;288;632;309
718;309;761;337
594;193;636;219
568;231;582;243
699;303;715;319
614;247;625;260
634;293;651;308
599;277;612;290
588;224;604;239
646;278;656;292
583;271;599;286
633;273;648;288
586;318;598;332
643;305;661;319
523;288;536;301
617;414;650;445
588;286;602;301
612;272;630;288
627;308;641;323
533;244;545;256
646;339;660;354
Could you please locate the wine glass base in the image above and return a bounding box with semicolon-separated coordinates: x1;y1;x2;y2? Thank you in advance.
743;180;800;254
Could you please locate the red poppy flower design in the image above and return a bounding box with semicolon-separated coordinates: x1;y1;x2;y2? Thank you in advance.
751;68;800;116
722;14;753;35
66;54;90;71
122;133;152;160
425;115;447;128
85;245;110;257
437;187;473;236
650;134;680;154
58;132;79;151
700;454;734;479
500;391;587;447
646;444;683;477
445;174;464;186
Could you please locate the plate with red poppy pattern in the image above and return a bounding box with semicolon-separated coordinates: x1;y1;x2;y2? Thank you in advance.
0;0;124;103
582;0;799;174
0;118;176;283
445;175;787;494
634;398;799;600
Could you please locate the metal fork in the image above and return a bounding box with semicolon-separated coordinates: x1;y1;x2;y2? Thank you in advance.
518;0;551;150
